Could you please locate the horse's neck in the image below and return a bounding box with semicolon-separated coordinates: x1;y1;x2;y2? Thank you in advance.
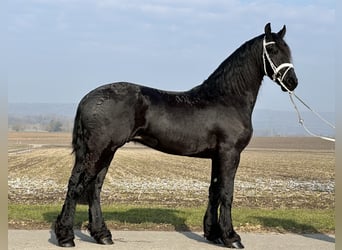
194;39;264;112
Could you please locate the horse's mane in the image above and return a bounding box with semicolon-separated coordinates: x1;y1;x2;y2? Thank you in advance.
197;34;264;98
142;34;273;106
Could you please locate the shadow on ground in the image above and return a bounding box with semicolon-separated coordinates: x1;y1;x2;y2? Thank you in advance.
45;207;206;247
45;207;191;231
253;216;335;243
44;208;334;245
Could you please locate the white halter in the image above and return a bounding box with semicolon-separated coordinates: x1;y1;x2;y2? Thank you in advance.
262;36;294;84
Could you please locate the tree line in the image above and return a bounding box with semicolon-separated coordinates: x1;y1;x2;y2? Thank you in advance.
8;114;73;132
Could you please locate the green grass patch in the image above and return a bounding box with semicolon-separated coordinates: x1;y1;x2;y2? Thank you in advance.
8;204;334;233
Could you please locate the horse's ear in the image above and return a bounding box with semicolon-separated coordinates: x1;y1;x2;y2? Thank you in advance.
264;23;272;39
278;25;286;38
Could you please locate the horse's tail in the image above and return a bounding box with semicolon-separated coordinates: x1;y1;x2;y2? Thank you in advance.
71;105;89;204
71;105;85;156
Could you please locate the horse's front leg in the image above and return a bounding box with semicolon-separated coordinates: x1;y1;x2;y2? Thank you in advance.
214;147;244;249
203;157;221;243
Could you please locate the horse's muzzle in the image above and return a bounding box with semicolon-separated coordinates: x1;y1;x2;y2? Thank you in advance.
281;69;298;92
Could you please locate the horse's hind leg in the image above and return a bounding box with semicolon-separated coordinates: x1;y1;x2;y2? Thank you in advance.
55;146;115;247
86;148;115;245
55;157;86;247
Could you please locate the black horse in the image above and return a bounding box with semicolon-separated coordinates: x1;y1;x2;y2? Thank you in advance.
55;23;298;248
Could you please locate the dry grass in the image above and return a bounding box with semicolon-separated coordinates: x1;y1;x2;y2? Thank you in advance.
8;132;335;232
8;132;335;210
8;131;71;146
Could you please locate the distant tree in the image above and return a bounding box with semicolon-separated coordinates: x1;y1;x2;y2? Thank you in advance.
12;124;24;132
47;120;63;132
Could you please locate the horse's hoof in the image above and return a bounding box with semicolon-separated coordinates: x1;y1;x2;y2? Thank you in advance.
98;237;114;245
231;240;244;249
58;240;75;247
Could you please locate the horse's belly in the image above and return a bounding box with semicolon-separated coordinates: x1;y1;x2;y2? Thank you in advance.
133;130;215;157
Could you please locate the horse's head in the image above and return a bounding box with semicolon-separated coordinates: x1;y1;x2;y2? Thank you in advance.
263;23;298;92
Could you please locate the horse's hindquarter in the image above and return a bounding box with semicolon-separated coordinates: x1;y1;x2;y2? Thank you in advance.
77;82;145;148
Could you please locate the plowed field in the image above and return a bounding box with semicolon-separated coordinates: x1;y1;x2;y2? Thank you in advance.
8;132;335;209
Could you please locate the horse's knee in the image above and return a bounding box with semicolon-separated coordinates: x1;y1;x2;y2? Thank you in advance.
67;169;95;202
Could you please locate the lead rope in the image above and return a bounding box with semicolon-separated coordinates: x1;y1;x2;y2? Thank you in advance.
285;85;335;142
276;76;335;142
263;37;335;142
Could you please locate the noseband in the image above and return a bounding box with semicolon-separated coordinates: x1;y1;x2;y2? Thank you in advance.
262;36;294;86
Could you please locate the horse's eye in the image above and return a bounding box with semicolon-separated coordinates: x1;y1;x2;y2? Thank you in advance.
268;46;278;55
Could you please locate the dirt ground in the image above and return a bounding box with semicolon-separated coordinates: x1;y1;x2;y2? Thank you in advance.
8;132;335;210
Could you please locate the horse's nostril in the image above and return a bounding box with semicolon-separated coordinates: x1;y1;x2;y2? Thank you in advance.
291;78;298;90
286;76;298;91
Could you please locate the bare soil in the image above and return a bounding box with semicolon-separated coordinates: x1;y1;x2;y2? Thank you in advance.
8;132;335;211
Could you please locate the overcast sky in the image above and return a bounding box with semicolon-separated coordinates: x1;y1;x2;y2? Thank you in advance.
7;0;335;112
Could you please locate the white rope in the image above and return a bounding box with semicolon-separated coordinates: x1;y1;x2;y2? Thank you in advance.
289;94;335;142
276;76;335;142
262;36;335;142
